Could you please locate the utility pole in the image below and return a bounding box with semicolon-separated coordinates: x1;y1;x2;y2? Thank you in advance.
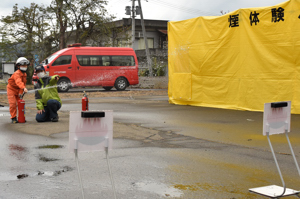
137;0;152;76
131;0;136;49
126;1;138;49
126;0;152;76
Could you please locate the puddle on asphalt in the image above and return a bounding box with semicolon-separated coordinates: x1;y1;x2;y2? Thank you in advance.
173;183;214;192
171;182;251;197
37;166;73;177
173;184;199;191
1;166;75;181
37;145;64;149
17;174;28;179
9;144;27;152
38;154;59;162
133;181;183;198
36;145;64;161
9;144;28;160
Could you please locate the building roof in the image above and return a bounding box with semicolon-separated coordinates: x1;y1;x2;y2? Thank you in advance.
112;18;168;29
158;29;167;34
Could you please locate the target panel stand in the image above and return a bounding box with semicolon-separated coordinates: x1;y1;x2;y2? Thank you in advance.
249;101;300;198
69;110;116;199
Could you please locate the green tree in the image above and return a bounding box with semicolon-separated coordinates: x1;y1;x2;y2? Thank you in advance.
105;24;129;47
47;0;68;50
47;0;114;48
0;0;124;84
0;3;48;82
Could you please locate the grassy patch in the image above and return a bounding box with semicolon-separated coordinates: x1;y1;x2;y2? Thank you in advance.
0;83;7;90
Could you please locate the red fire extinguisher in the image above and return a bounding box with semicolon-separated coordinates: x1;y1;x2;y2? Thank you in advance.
18;92;26;123
82;91;89;111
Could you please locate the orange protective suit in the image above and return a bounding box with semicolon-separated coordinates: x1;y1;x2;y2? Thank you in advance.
7;69;27;119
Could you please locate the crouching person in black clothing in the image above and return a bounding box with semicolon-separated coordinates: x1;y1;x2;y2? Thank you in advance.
34;65;62;122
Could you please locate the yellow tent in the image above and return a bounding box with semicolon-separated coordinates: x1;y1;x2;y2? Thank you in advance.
168;0;300;113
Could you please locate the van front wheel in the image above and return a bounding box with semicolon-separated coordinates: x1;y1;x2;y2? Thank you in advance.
57;79;70;92
114;77;127;91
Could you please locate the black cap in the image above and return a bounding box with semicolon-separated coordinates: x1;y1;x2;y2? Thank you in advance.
35;65;45;71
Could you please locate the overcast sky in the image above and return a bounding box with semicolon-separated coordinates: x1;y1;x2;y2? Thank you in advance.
0;0;287;22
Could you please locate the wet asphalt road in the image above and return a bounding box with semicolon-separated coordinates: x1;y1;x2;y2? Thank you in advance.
1;93;300;199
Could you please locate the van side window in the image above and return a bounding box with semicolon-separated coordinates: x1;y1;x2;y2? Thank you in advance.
77;56;101;66
76;55;135;66
111;56;135;66
52;55;72;66
102;56;110;66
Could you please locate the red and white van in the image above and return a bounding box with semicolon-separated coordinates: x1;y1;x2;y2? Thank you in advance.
38;43;139;92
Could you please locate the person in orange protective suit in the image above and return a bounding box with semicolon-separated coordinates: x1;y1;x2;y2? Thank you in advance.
7;57;29;123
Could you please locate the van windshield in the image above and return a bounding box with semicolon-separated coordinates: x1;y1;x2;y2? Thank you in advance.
46;54;59;64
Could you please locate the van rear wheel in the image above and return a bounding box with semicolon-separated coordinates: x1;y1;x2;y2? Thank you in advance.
57;79;70;92
114;77;127;91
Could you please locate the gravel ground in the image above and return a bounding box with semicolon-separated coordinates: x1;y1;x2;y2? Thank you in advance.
0;76;168;107
0;89;168;137
0;89;168;106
